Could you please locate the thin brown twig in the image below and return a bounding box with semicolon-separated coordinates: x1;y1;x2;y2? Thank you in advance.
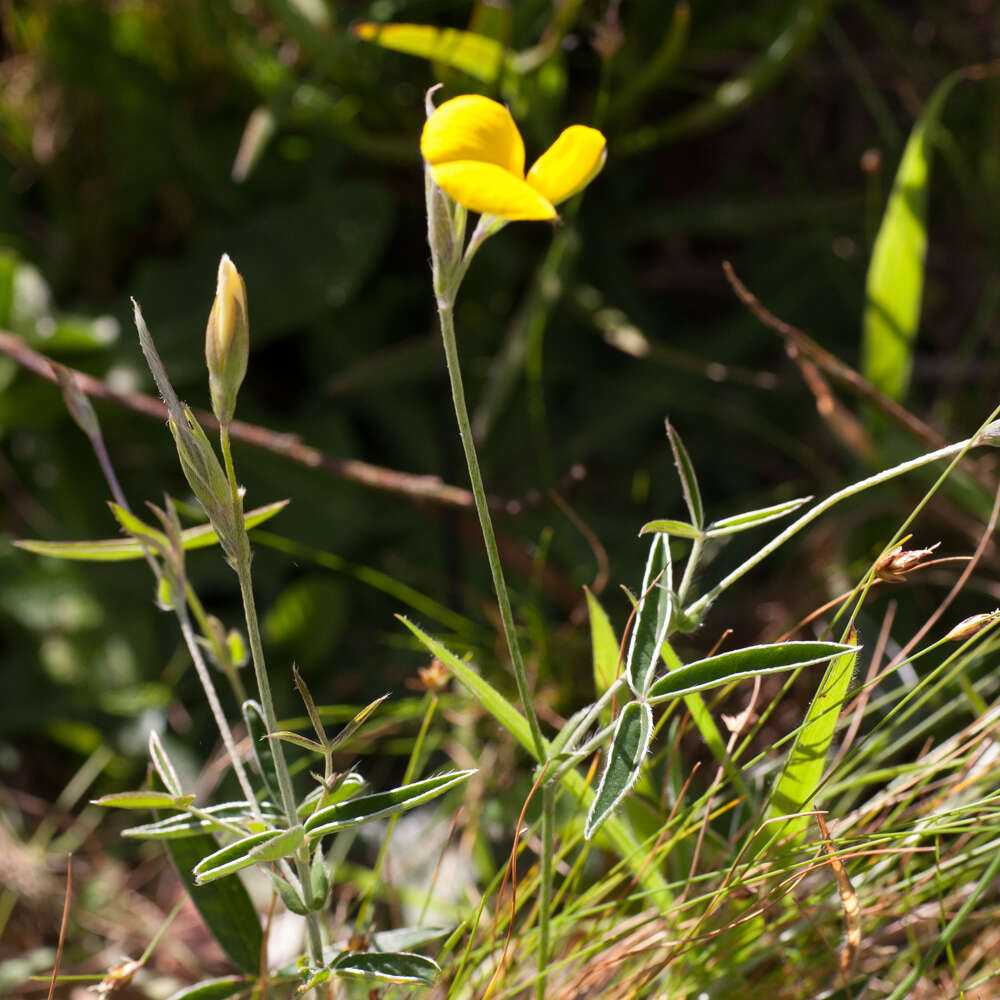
0;330;519;512
47;854;71;1000
721;261;946;451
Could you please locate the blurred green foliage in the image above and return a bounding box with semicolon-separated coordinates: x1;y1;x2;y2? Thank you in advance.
1;0;998;800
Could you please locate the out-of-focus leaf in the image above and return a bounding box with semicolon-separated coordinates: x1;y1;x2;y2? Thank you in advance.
371;926;451;953
242;700;281;803
353;23;504;83
15;501;289;562
331;950;439;985
626;533;672;696
93;791;192;810
163;832;263;974
649;641;856;703
585;587;619;701
766;635;858;844
585;700;652;840
862;71;963;402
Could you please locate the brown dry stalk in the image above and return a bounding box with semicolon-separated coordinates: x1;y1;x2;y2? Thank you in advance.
816;813;861;985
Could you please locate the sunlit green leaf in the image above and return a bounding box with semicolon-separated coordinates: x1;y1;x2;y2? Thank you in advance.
331;950;439;985
649;641;855;703
304;771;474;839
93;791;192;810
353;22;504;83
706;496;812;536
585;587;620;701
862;71;963;402
626;533;672;696
638;518;701;539
15;501;290;562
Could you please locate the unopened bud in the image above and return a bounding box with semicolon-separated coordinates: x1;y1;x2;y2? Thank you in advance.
205;254;249;426
945;609;1000;642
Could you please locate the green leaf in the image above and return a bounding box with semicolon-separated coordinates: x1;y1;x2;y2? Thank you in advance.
706;496;812;537
123;801;282;840
626;534;672;696
766;635;858;845
397;616;674;907
266;731;325;753
327;693;391;752
296;772;366;819
148;732;183;798
15;501;290;562
93;791;191;810
308;847;330;910
862;70;964;402
648;641;856;703
585;701;653;840
666;420;704;530
163;832;263;975
304;771;474;839
331;950;439;985
353;22;504;83
585;587;620;701
164;977;249;1000
638;518;702;539
267;870;310;916
241;700;281;803
371;926;451;953
194;826;305;884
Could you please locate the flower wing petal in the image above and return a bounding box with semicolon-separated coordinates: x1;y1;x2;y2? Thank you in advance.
430;162;556;220
527;125;607;205
421;95;525;177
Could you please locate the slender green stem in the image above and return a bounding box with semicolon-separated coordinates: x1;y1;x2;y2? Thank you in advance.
184;582;248;704
676;533;704;607
683;437;975;622
548;675;628;760
537;781;555;1000
358;692;439;928
436;302;546;761
175;602;260;815
220;423;325;965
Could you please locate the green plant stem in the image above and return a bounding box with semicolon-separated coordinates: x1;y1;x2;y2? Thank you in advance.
220;423;324;966
683;436;976;622
358;691;439;928
175;602;260;815
676;533;704;607
436;302;546;762
537;781;556;1000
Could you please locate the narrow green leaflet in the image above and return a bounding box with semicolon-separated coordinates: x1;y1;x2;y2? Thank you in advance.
15;500;289;562
648;641;856;703
304;771;474;839
93;790;192;810
331;950;439;985
585;587;620;700
766;637;858;845
861;70;963;402
638;518;701;539
585;701;653;840
124;801;282;840
148;731;183;798
371;926;451;953
666;420;704;530
296;772;366;819
706;496;812;537
163;832;263;975
164;977;250;1000
193;826;306;884
267;731;325;753
353;22;505;83
242;700;281;803
626;533;673;696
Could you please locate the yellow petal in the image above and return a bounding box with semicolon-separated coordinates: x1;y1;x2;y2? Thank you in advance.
421;95;525;177
431;162;556;220
526;125;607;205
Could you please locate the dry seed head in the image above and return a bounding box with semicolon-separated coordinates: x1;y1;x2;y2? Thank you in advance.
945;609;1000;642
874;542;940;583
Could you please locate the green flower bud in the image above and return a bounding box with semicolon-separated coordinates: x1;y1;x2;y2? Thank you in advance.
205;254;249;426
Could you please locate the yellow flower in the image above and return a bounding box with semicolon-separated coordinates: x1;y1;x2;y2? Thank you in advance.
421;94;607;221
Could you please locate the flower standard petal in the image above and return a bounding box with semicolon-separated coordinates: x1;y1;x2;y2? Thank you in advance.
421;95;525;177
430;162;556;220
526;125;607;205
